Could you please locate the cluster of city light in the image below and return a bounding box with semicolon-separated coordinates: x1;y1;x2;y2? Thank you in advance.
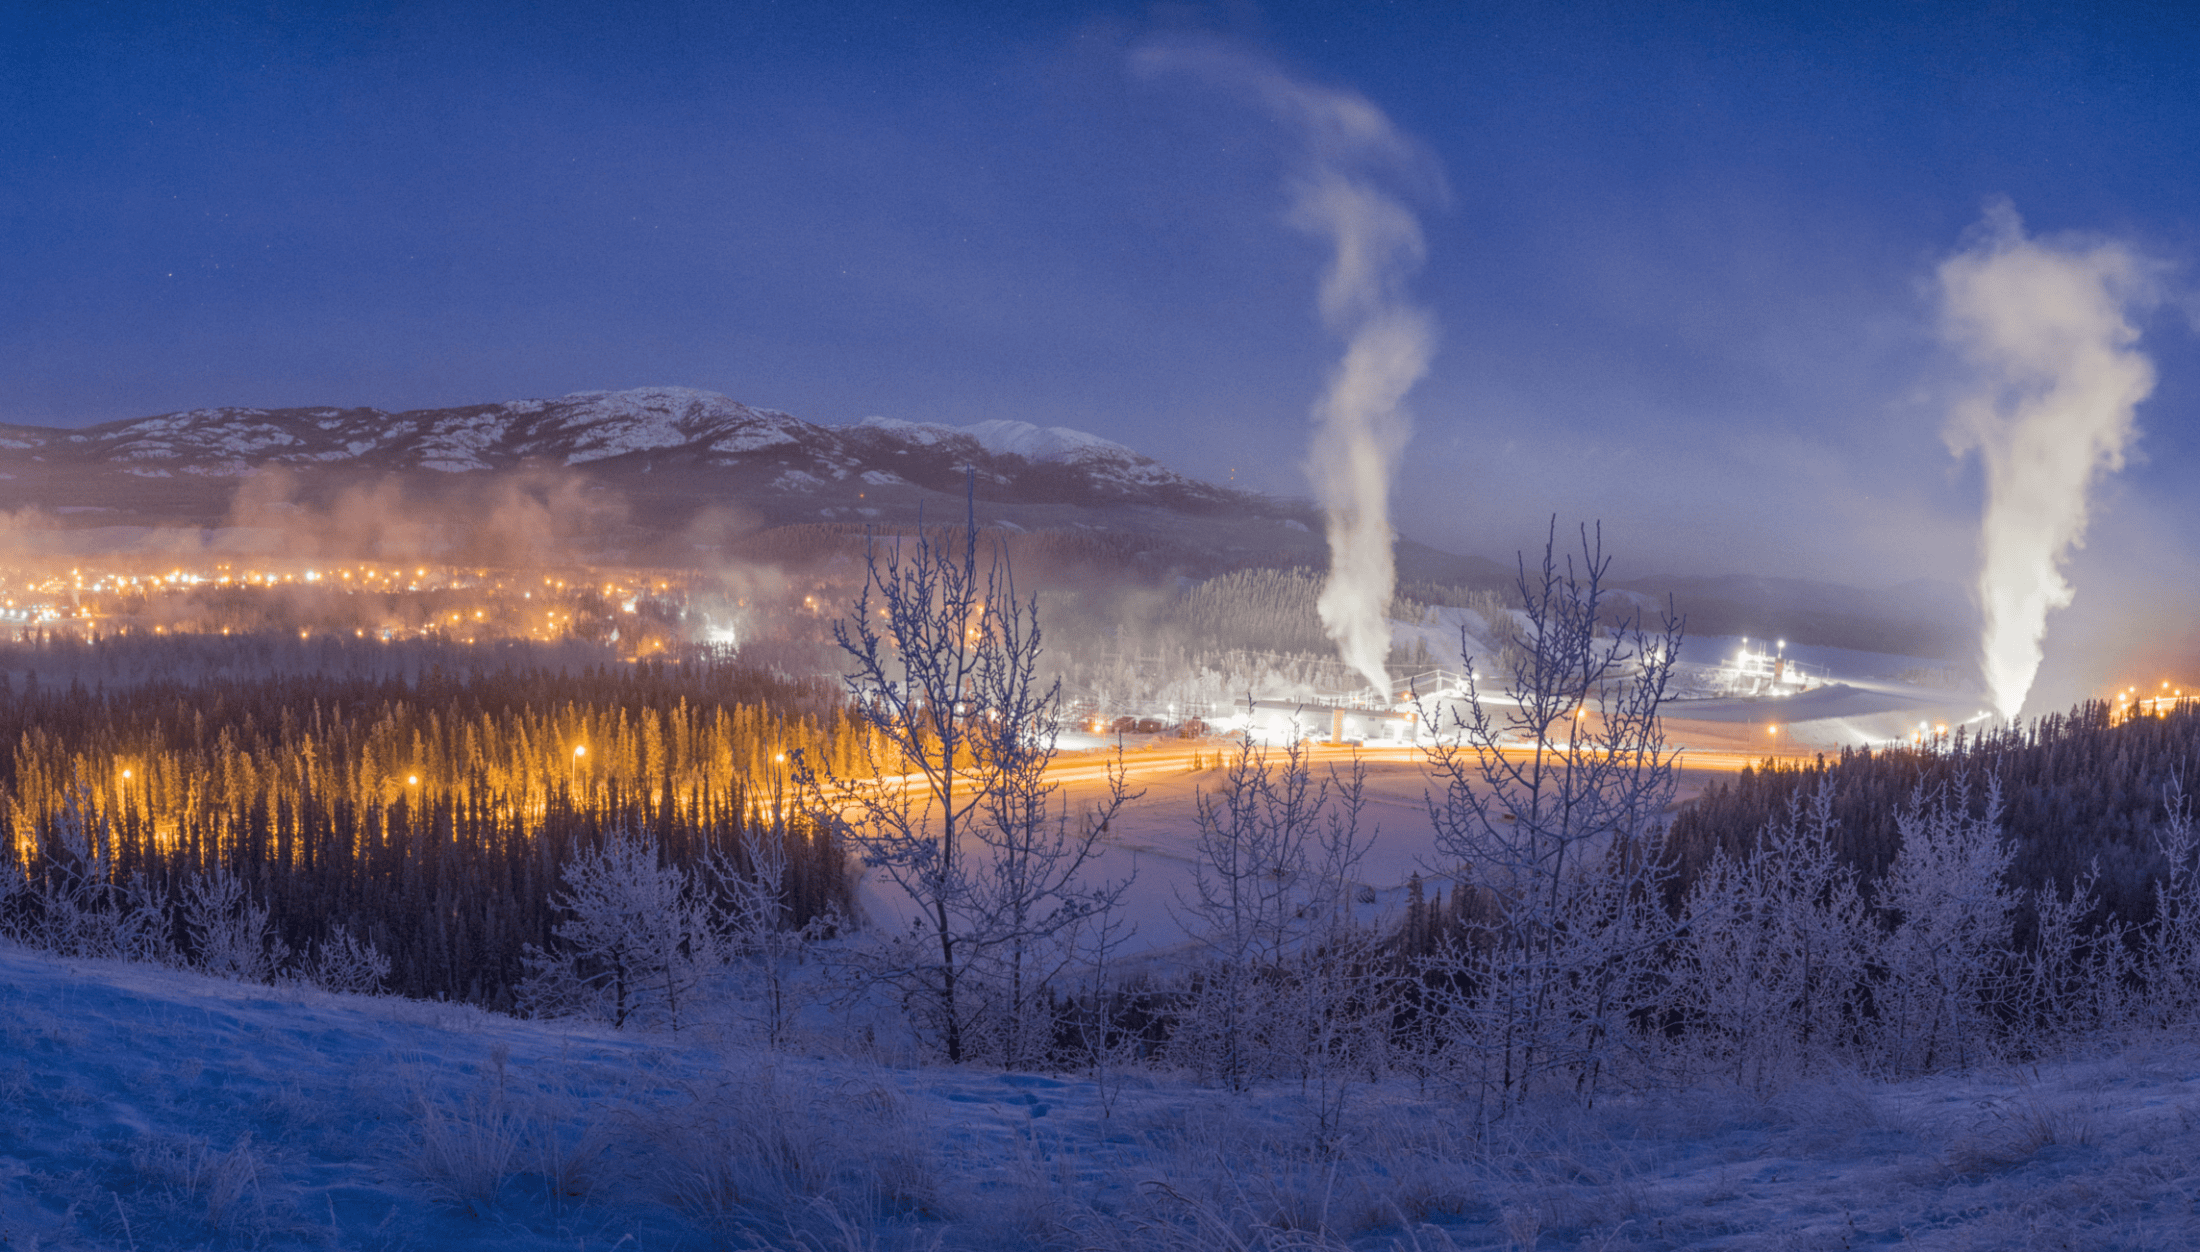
0;559;698;656
2111;681;2197;724
25;693;831;862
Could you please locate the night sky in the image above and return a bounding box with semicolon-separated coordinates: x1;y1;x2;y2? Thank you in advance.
5;1;2198;598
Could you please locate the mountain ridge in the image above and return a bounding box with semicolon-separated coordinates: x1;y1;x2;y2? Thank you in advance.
0;385;1253;510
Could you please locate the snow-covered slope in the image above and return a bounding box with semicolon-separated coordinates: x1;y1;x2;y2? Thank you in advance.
6;943;2198;1250
859;415;1150;474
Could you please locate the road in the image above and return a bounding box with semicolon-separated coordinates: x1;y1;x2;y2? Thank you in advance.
1047;737;1807;786
843;734;1794;961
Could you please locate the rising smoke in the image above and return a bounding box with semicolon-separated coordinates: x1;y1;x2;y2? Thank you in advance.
1938;201;2157;719
224;465;634;566
1135;44;1440;696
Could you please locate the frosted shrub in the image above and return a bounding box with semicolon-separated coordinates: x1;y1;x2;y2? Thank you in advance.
183;867;291;984
1172;735;1330;1089
2141;781;2200;1026
301;923;393;996
1677;784;1875;1092
518;829;722;1030
10;795;174;964
0;844;30;940
1867;780;2016;1075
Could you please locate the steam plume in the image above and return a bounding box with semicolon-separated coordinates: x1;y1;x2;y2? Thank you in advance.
1135;44;1439;696
1939;201;2156;719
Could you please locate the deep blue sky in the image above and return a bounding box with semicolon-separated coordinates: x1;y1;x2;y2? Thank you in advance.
5;0;2198;594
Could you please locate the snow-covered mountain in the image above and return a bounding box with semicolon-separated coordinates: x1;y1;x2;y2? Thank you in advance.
0;386;1250;514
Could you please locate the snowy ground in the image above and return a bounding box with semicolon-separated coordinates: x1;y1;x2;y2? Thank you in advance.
8;943;2200;1250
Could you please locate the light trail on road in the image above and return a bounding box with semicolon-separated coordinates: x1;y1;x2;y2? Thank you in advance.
1051;739;1804;785
824;737;1803;812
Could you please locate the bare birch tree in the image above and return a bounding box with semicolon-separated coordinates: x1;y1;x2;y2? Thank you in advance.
1421;520;1683;1107
798;504;1134;1064
710;825;833;1049
1169;733;1390;1145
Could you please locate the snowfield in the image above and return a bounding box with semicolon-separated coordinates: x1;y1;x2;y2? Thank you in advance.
7;944;2200;1251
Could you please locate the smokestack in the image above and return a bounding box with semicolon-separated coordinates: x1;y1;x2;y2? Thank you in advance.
1297;175;1435;697
1133;43;1440;697
1938;201;2157;720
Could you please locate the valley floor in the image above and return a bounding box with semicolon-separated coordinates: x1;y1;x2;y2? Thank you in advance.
5;945;2200;1250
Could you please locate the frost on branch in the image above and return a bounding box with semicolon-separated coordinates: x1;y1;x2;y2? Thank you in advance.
796;494;1134;1066
519;828;723;1031
1418;520;1682;1108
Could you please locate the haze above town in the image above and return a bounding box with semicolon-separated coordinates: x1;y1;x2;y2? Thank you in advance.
5;2;2199;692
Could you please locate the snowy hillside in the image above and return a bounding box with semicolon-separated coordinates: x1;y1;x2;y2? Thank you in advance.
0;387;1253;511
5;944;2197;1250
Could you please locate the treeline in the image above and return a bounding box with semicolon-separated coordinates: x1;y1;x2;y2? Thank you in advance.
1156;568;1512;661
1053;570;1524;717
0;656;862;1005
0;632;626;693
1667;701;2200;920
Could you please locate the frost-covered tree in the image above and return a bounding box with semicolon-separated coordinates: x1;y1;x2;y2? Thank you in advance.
5;794;172;964
797;501;1133;1064
2005;861;2131;1055
710;826;833;1049
519;829;722;1031
1868;780;2016;1074
1420;521;1682;1107
2140;780;2200;1026
1677;785;1875;1092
